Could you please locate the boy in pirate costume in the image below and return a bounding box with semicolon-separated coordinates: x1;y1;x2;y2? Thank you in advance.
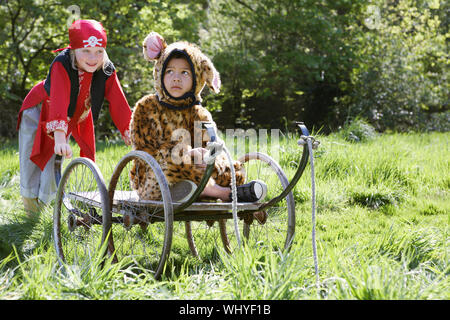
17;20;132;215
130;32;267;203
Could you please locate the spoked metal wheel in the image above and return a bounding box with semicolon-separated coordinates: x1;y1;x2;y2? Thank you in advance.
53;157;111;269
184;219;226;260
220;152;295;253
107;151;173;279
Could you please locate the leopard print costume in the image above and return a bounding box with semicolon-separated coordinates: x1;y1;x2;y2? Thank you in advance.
130;32;245;200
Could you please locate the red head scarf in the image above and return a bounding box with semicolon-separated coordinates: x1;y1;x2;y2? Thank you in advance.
54;19;107;52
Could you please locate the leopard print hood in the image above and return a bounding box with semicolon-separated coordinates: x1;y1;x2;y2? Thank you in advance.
143;32;221;110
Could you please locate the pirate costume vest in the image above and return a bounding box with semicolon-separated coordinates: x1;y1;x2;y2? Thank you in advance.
43;49;114;121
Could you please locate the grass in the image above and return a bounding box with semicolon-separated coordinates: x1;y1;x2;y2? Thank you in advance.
0;130;448;300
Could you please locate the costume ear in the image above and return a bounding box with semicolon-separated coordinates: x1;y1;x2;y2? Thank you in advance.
143;32;167;61
201;58;221;93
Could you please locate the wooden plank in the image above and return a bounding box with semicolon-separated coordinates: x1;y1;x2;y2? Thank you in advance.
173;210;252;221
112;190;261;211
66;191;102;208
67;190;262;212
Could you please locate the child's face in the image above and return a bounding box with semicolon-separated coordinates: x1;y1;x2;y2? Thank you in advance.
75;47;104;73
163;57;193;98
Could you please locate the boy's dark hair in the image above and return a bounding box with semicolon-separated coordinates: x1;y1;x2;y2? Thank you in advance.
169;50;188;60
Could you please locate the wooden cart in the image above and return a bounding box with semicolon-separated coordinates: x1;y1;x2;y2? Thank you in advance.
52;123;312;279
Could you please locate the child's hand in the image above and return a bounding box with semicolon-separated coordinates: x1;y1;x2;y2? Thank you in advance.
54;142;73;158
54;129;72;158
122;131;131;146
189;148;208;170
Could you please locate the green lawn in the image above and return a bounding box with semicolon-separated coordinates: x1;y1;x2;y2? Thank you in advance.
0;131;448;300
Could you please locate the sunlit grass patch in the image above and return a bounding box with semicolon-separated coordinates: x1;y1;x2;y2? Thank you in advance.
0;131;448;300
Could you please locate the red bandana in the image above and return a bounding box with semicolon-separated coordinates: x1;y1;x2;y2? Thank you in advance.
54;19;107;52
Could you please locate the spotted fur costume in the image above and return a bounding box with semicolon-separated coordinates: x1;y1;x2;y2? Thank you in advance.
130;32;245;200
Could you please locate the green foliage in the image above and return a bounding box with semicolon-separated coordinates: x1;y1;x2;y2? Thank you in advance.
0;131;449;299
201;0;363;130
0;0;202;139
338;117;377;142
338;0;449;131
373;227;442;270
348;186;403;209
0;0;448;137
418;202;447;216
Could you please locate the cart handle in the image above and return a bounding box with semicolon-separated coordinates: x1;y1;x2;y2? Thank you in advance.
257;122;312;212
173;122;219;213
55;154;63;187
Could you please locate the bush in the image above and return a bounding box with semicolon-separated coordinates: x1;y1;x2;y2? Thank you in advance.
338;118;377;143
348;187;403;210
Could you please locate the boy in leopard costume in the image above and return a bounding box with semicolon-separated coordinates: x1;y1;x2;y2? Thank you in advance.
129;32;250;201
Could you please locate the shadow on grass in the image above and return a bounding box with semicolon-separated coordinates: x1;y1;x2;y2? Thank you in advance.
0;204;54;267
0;214;38;264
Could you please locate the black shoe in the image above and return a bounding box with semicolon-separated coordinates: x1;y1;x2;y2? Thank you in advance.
170;180;197;202
230;180;268;203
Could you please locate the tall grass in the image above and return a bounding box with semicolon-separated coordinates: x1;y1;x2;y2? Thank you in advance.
0;131;448;300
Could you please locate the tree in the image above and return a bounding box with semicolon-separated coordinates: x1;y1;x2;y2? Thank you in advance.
1;0;447;138
200;0;363;132
0;0;203;138
338;0;449;131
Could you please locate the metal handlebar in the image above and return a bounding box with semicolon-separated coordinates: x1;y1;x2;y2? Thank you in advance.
173;122;219;213
257;122;312;212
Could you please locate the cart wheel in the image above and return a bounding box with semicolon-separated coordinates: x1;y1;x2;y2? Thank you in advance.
53;157;111;269
184;220;224;260
220;152;295;253
107;151;173;279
